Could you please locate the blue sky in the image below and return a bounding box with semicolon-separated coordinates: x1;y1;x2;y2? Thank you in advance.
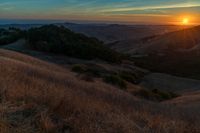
0;0;200;24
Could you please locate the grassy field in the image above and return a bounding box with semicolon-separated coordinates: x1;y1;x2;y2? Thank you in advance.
0;49;200;133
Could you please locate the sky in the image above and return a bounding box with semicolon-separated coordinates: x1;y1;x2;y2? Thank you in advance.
0;0;200;24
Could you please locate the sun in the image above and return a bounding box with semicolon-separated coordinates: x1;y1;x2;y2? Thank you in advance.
182;18;189;25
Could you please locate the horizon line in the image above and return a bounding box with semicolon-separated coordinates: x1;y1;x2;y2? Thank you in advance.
0;18;199;26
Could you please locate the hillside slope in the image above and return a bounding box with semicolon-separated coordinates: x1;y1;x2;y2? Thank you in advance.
134;25;200;54
0;49;200;133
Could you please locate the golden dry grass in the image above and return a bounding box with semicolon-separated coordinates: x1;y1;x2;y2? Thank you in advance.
0;49;200;133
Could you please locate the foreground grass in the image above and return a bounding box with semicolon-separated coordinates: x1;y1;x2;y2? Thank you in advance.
0;49;200;133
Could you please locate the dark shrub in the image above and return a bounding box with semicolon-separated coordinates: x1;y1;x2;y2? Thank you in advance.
85;64;109;77
134;89;157;101
79;73;94;82
71;64;108;77
71;64;86;73
119;72;137;84
103;75;127;89
152;89;179;100
134;89;179;101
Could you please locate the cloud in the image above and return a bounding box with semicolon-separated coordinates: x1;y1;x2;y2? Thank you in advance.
100;3;200;13
0;2;15;11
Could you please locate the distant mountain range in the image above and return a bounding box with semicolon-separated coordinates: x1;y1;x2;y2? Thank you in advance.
61;23;185;44
0;22;185;43
1;22;196;55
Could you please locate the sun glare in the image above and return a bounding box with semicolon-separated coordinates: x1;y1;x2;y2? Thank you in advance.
182;18;189;25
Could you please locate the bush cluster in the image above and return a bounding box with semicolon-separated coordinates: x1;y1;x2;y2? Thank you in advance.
103;75;127;89
134;88;179;101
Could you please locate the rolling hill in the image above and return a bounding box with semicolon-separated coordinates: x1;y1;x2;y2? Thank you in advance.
131;25;200;54
0;47;200;133
130;25;200;81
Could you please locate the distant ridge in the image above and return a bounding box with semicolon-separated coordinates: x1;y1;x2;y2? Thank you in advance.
136;25;200;53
